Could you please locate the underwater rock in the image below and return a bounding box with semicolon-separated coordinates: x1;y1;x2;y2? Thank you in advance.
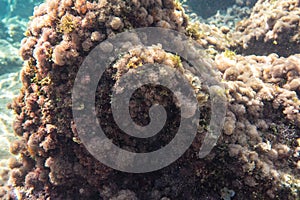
1;0;299;199
233;0;300;57
185;0;236;19
204;5;252;30
185;0;256;19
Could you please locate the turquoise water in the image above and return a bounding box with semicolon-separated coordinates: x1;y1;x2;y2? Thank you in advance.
0;0;43;134
0;2;24;187
0;0;42;185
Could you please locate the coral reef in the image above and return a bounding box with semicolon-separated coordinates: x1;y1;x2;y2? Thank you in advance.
215;52;300;198
204;5;252;30
183;0;253;19
0;0;299;199
190;0;235;18
233;0;300;56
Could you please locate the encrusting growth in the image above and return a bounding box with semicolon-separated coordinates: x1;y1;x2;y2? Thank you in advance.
0;0;299;199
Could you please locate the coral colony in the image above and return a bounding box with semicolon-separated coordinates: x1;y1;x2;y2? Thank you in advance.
0;0;299;199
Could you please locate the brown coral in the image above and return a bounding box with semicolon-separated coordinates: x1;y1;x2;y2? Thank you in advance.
1;0;299;200
233;0;300;56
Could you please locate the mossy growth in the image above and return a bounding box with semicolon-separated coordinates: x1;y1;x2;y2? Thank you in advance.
126;57;143;69
170;54;183;69
186;22;202;40
46;48;53;62
40;76;51;86
174;0;184;11
270;0;277;4
57;14;76;34
24;58;38;77
31;75;51;87
26;58;37;70
223;49;236;60
292;96;300;104
23;29;32;37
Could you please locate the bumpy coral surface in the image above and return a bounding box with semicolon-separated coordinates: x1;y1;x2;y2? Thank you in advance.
0;0;299;199
233;0;300;56
215;52;300;199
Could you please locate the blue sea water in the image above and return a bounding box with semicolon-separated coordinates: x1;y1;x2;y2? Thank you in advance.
0;0;43;74
0;0;42;19
0;0;41;164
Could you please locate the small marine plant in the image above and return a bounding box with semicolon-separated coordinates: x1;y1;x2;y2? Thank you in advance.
126;57;143;69
186;22;201;39
223;49;236;60
31;75;51;88
174;0;184;10
46;48;53;62
57;14;76;34
170;54;183;69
